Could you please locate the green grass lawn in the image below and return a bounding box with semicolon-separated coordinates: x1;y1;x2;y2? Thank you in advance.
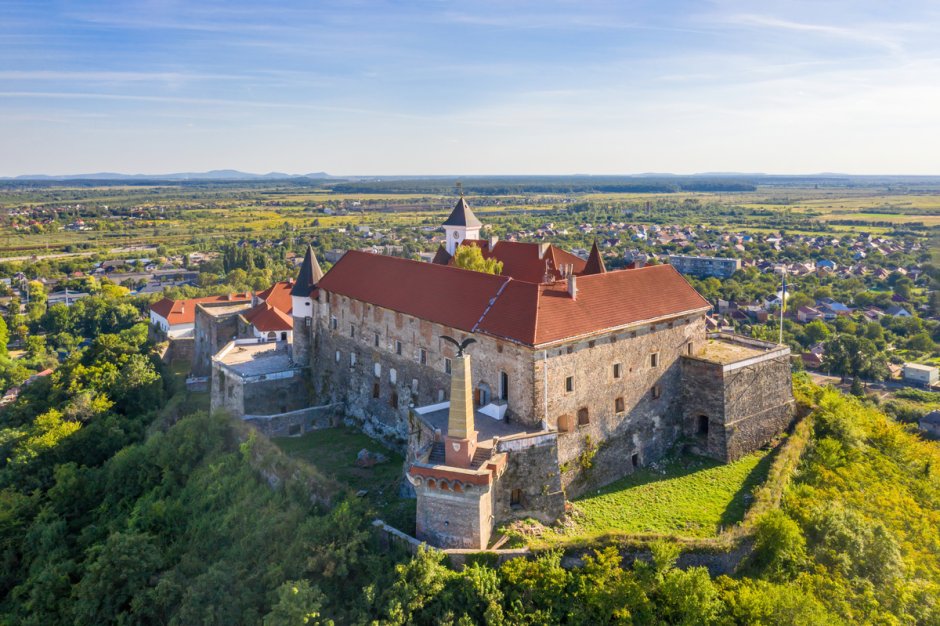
274;428;415;533
553;448;775;542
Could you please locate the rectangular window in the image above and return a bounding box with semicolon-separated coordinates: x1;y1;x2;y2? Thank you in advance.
372;383;380;398
349;353;356;367
390;391;398;408
335;350;341;363
510;488;522;507
350;324;356;338
650;352;659;368
651;385;661;399
565;376;574;393
615;397;625;413
330;316;337;330
395;340;402;356
374;332;380;347
613;363;622;379
687;342;693;356
444;358;452;375
419;348;427;365
631;453;640;468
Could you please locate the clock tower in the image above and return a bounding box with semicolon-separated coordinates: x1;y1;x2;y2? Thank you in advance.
442;190;483;256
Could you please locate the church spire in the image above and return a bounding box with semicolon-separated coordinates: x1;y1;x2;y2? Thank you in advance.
291;244;323;297
582;240;607;275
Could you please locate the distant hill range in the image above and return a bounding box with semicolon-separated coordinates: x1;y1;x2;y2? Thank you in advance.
3;170;332;181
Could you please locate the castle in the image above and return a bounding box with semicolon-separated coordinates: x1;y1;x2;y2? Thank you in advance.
196;196;795;549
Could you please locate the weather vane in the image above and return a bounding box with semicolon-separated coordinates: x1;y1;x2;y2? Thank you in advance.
456;181;463;197
441;335;475;357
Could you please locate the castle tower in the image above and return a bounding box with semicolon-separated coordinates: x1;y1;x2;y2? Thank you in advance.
442;194;482;256
290;245;323;365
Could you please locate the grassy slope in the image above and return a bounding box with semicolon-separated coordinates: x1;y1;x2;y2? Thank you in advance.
531;448;774;546
274;427;415;532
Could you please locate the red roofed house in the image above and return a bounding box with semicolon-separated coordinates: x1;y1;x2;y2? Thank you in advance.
285;196;795;549
150;293;252;338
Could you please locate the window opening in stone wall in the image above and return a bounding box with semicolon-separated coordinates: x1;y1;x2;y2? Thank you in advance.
396;340;402;355
350;324;356;338
437;389;445;402
289;424;301;436
615;397;625;413
510;488;522;507
650;352;659;368
267;331;276;340
326;292;331;303
577;407;590;426
330;316;337;330
335;350;341;363
687;343;693;355
613;363;622;378
281;332;287;341
373;383;380;398
698;415;709;436
389;368;397;383
444;358;452;374
419;348;427;365
374;332;380;347
500;371;509;401
350;353;356;367
651;385;661;399
631;453;639;468
565;376;574;393
390;391;398;408
374;362;381;377
557;414;573;432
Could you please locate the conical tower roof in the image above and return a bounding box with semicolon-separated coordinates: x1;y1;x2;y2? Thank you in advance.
442;196;482;228
291;245;324;297
582;240;607;275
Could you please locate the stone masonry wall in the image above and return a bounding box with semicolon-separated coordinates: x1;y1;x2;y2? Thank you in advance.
413;481;494;549
681;352;795;461
544;313;706;497
721;354;795;461
243;404;342;438
493;434;565;524
194;303;247;376
310;295;536;449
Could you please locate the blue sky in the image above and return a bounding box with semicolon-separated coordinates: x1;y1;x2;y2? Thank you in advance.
2;1;939;175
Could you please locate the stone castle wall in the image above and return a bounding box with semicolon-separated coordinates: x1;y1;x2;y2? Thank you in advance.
543;313;705;497
493;434;565;524
194;303;247;376
310;295;536;449
681;349;795;461
413;478;495;549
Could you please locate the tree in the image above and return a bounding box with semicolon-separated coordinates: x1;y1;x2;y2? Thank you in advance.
804;320;830;345
0;315;8;359
452;245;503;275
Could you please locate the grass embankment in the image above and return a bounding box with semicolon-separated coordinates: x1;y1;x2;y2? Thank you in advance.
275;427;415;532
570;449;773;538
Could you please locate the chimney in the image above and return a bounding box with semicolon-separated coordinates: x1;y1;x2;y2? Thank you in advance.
538;242;550;258
567;274;577;299
489;235;499;249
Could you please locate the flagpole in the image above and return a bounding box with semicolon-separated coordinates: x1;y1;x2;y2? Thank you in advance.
779;271;786;345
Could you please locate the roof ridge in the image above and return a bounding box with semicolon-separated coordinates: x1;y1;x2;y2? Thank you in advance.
471;276;513;333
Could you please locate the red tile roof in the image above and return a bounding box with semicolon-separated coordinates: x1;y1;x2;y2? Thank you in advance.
243;302;294;332
150;293;252;326
319;251;710;347
457;240;586;284
257;281;294;315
